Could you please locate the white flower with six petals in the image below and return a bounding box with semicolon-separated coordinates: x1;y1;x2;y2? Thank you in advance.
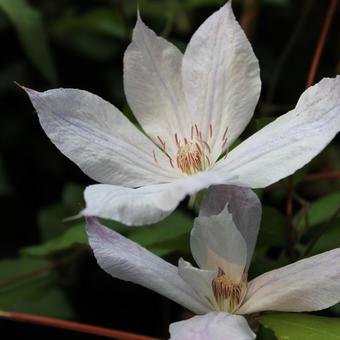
22;2;340;225
86;185;340;339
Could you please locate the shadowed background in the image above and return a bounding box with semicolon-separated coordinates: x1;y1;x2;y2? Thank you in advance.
0;0;339;339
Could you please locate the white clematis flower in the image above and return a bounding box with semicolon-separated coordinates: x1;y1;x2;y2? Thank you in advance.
86;185;340;339
22;2;340;225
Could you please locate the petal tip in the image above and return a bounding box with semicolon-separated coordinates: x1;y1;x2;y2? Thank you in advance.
16;83;41;97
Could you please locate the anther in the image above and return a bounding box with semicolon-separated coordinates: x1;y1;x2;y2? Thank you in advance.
211;268;247;313
222;127;229;141
153;150;158;164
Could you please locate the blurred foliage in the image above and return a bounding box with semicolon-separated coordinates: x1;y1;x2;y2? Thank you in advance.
258;313;340;339
0;0;57;84
0;0;339;338
22;181;193;258
0;258;73;318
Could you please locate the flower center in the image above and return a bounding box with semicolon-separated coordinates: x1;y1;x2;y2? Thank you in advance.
153;124;230;175
212;268;248;313
176;141;210;175
173;124;213;175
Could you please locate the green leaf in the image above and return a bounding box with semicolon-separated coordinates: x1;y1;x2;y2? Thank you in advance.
0;258;73;318
21;223;87;257
38;205;72;241
0;258;53;307
8;287;74;319
23;209;193;257
257;206;286;247
257;325;277;340
128;211;193;251
255;117;275;131
258;312;340;339
61;182;85;208
294;192;340;231
307;218;340;255
250;247;289;278
149;233;191;257
54;8;125;39
38;182;84;241
0;0;57;84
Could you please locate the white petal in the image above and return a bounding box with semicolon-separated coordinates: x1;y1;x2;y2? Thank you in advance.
82;171;237;225
191;203;247;282
214;76;340;188
22;87;176;187
238;248;340;314
178;258;218;311
169;312;255;340
86;217;208;314
199;185;261;271
182;2;260;161
124;14;190;156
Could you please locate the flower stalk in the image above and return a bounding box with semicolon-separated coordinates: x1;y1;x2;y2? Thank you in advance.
286;0;338;258
0;310;159;340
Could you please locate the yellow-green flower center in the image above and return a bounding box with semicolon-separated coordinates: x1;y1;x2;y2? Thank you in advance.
176;141;210;175
212;268;248;313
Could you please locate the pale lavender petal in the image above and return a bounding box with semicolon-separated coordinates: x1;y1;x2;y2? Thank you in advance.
199;185;261;270
21;87;176;187
124;14;191;157
238;248;340;314
191;204;247;282
214;76;340;188
86;217;208;314
169;312;255;340
182;2;260;161
83;171;238;225
178;258;218;311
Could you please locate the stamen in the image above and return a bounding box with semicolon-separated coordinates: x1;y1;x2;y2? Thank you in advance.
221;138;228;150
195;143;202;154
153;150;158;164
176;142;209;175
222;127;228;141
212;268;247;313
175;133;180;148
201;141;211;153
154;124;214;175
195;124;199;137
157;136;166;150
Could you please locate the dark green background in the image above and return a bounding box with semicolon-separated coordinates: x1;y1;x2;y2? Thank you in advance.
0;0;339;339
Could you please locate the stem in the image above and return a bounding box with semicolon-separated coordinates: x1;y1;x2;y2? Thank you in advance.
188;194;197;211
293;192;310;237
240;0;259;41
306;0;338;88
285;0;337;256
0;310;160;340
304;171;340;182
